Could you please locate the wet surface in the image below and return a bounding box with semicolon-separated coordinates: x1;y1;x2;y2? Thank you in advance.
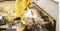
0;1;56;31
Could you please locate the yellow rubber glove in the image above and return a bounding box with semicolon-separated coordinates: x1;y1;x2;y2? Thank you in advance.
15;0;32;24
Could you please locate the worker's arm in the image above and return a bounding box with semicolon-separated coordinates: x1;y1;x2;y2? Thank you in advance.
15;0;32;24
